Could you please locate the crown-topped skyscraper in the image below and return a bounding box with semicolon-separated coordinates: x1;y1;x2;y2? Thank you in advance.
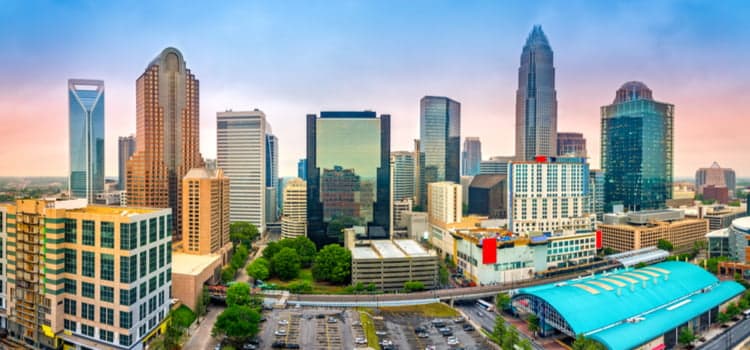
515;25;558;160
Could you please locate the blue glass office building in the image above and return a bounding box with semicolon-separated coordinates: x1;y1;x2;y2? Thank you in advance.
68;79;105;202
419;96;460;207
601;81;673;211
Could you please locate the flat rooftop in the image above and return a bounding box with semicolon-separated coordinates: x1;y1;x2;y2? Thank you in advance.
172;252;222;276
372;240;406;259
393;239;431;257
66;205;166;216
706;228;730;238
352;239;435;260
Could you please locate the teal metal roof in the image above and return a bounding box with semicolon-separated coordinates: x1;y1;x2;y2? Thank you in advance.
516;261;745;349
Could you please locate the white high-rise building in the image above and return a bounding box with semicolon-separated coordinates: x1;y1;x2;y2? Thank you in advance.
428;182;462;225
217;110;266;232
508;156;594;234
281;178;307;238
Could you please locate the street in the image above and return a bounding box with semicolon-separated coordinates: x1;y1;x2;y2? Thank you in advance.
457;303;545;350
183;305;225;350
700;318;750;350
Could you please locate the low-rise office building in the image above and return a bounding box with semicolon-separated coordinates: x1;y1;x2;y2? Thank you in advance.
706;228;730;258
728;217;750;263
599;210;709;252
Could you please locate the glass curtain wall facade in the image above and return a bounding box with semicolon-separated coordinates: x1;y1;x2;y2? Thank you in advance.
601;81;673;211
68;79;105;202
462;137;481;176
515;25;557;161
419;96;460;208
307;111;390;247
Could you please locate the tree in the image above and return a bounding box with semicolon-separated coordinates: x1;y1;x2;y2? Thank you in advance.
312;244;352;284
195;287;209;317
717;312;730;325
230;221;259;246
726;302;740;318
231;244;250;269
272;247;301;280
572;334;606;350
287;280;313;293
212;305;261;344
439;265;450;285
262;241;282;261
602;247;616;255
403;281;425;292
226;282;252;308
501;327;519;350
526;314;540;335
496;292;511;311
150;310;188;350
518;339;533;350
492;315;507;342
280;236;316;268
657;239;674;252
246;257;270;281
221;266;236;284
678;327;695;348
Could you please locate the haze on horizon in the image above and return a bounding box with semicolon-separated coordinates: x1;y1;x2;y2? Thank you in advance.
0;0;748;178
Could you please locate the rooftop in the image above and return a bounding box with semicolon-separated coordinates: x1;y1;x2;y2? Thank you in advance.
352;239;435;260
172;252;222;276
184;167;225;179
706;228;730;238
64;205;166;217
469;174;506;189
733;217;750;232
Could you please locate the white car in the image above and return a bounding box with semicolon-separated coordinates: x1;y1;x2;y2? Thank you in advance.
355;337;367;344
375;331;387;336
447;336;460;345
274;330;287;336
278;320;289;325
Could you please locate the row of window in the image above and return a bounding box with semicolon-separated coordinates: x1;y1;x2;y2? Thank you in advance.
64;319;133;346
64;215;172;249
63;269;171;305
64;243;171;281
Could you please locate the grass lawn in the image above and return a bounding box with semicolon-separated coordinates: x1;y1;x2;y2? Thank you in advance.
380;302;459;318
265;268;348;294
358;309;381;350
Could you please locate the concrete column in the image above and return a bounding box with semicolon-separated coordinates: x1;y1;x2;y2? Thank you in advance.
449;298;454;307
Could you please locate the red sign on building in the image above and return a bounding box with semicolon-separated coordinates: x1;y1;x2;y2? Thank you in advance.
596;230;603;249
482;238;497;264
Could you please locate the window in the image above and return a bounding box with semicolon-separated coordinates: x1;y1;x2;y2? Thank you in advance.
159;215;165;239
63;299;76;316
64;249;77;274
159;272;164;287
101;222;114;248
149;296;157;313
119;334;132;346
140;303;147;320
140;251;147;277
101;254;114;281
166;214;172;237
82;251;95;278
166;268;172;281
100;307;114;325
120;222;137;250
64;279;76;294
120;255;138;283
166;242;172;263
82;282;95;298
149;276;157;293
140;220;147;247
139;283;147;298
64;319;77;332
64;219;77;243
101;286;114;303
82;220;95;246
120;311;132;328
81;323;94;337
120;287;137;306
81;303;95;320
159;244;165;267
149;247;157;273
149;218;157;243
99;329;114;343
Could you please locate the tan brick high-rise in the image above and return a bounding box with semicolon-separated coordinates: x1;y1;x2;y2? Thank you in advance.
182;168;231;256
127;47;203;241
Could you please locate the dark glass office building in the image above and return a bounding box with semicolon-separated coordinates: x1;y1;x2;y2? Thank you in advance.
68;79;105;202
307;111;391;247
419;96;460;207
601;81;673;211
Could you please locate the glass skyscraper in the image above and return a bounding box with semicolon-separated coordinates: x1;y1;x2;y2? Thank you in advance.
419;96;460;207
307;111;390;247
515;25;557;160
68;79;105;202
461;137;481;176
601;81;674;211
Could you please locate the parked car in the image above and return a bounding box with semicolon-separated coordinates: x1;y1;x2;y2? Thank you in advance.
462;324;475;332
441;329;453;337
447;336;460;345
274;330;287;336
453;317;465;324
286;344;300;349
375;330;388;336
327;317;337;323
417;332;429;338
316;314;326;319
271;342;286;349
278;320;289;325
414;326;426;333
355;337;367;344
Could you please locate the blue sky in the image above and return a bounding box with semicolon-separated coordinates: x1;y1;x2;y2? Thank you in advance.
1;0;749;177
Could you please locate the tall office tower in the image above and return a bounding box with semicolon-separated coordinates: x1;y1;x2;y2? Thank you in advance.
515;26;557;161
281;178;307;239
2;199;172;349
508;156;594;234
126;47;203;241
419;96;460;208
307;111;390;247
557;132;587;157
216;110;267;233
297;159;307;181
0;206;7;329
479;156;514;175
265;132;279;223
182;168;231;256
462;137;482;176
601;81;673;211
413;139;422;208
68;79;105;202
696;162;736;197
588;169;605;221
427;182;462;225
391;151;415;202
118;135;136;191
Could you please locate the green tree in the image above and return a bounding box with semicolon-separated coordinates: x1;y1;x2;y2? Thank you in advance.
729;200;741;207
572;334;607;350
403;281;425;292
526;314;540;335
726;302;740;317
226;283;252;308
284;236;317;268
501;327;519;350
262;241;282;261
657;239;674;252
492;315;507;342
678;327;695;347
717;312;730;325
230;221;259;246
212;305;261;344
272;247;301;280
195;287;210;318
496;292;511;311
312;244;352;284
287;280;313;293
150;310;188;350
231;244;250;269
439;264;450;285
221;266;236;284
602;247;616;255
518;339;533;350
246;257;270;281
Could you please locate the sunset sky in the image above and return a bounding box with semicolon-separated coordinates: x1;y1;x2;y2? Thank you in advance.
0;1;748;178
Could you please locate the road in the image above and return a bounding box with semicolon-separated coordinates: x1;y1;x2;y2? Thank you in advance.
457;304;544;350
699;318;750;350
183;305;225;350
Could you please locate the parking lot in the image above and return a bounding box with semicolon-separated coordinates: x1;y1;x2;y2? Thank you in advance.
373;310;492;350
258;307;355;349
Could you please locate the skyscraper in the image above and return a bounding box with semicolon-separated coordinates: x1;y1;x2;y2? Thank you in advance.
126;48;203;240
282;178;307;239
462;137;482;176
391;151;415;202
68;79;105;202
182;168;231;256
515;26;557;160
266;131;279;223
307;111;390;247
696;162;736;197
557;132;587;157
601;81;673;211
419;96;460;208
118;135;136;191
217;110;267;232
297;159;307;181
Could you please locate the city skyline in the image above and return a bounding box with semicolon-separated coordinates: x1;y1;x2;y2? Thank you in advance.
1;1;750;177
